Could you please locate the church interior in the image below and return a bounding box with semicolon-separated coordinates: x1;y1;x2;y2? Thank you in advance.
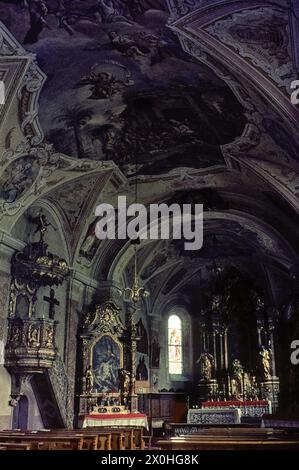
0;0;299;452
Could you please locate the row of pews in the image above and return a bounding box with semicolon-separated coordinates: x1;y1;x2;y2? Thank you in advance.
158;425;299;450
0;427;145;451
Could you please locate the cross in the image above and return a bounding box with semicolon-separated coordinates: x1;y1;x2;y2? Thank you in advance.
44;289;60;320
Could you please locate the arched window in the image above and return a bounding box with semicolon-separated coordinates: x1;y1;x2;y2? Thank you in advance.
168;314;182;374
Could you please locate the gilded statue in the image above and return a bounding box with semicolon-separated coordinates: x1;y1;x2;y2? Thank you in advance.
260;346;272;379
45;325;54;348
28;325;40;347
197;352;214;381
118;368;131;395
85;365;94;394
11;326;21;345
231;359;244;399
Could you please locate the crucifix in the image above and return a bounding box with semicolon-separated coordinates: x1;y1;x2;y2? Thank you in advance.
44;289;60;320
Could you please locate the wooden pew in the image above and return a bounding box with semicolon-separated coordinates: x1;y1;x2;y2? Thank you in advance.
0;426;144;451
186;427;287;438
157;436;299;450
84;427;126;450
0;429;112;451
86;426;145;450
0;434;83;450
0;442;31;450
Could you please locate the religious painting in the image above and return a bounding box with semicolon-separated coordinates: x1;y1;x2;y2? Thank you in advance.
92;334;122;393
168;314;182;374
79;220;101;262
136;318;148;355
136;356;148;381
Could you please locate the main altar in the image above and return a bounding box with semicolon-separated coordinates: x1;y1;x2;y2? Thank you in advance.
77;299;148;429
187;400;272;425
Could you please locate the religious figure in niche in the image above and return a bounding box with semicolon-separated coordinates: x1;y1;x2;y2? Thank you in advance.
28;325;40;347
260;346;272;379
151;337;160;368
118;368;130;395
231;358;244;399
136;319;148;354
85;365;94;394
44;325;54;348
11;326;22;346
197;352;214;381
136;356;148;381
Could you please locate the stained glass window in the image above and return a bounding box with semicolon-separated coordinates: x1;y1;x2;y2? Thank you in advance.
168;314;182;374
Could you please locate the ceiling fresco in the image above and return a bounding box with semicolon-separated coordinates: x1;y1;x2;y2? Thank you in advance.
0;0;246;176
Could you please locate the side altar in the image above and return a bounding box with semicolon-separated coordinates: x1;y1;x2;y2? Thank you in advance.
77;299;148;429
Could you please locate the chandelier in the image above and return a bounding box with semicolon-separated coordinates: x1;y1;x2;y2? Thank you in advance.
122;119;149;304
123;239;149;304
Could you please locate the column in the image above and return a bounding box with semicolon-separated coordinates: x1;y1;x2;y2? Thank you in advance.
219;333;224;370
212;328;217;371
224;327;229;371
268;320;277;378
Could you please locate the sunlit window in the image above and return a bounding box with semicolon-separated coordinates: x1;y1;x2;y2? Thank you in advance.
168;314;182;374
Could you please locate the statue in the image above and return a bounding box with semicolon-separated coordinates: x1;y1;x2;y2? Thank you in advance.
28;325;40;347
85;365;94;394
11;326;22;346
44;325;54;348
136;356;148;381
260;346;272;379
118;368;131;395
231;359;244;399
151;337;160;368
197;352;214;380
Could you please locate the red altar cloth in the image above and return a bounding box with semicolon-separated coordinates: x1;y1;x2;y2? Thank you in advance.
86;413;146;420
202;400;269;407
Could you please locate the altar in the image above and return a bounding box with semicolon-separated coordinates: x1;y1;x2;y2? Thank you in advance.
202;400;272;418
187;408;241;425
82;413;148;430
